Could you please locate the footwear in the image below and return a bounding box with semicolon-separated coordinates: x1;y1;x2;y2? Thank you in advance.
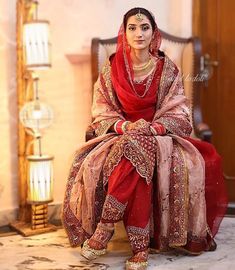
126;250;148;270
81;222;114;260
81;239;107;260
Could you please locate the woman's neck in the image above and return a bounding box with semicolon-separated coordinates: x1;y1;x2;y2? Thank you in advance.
130;49;150;66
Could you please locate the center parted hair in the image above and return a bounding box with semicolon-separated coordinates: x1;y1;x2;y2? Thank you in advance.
123;7;156;31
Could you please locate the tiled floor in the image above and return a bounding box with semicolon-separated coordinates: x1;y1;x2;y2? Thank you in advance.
0;217;234;270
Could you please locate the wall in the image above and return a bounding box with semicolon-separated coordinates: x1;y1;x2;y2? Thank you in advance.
0;0;18;225
0;0;192;226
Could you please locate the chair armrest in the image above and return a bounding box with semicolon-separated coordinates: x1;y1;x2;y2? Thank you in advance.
85;125;96;141
194;122;212;142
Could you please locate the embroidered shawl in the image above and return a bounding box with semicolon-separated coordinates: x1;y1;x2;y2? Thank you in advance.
62;56;208;250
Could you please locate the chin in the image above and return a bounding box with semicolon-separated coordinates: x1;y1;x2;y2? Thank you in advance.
132;44;149;50
133;46;149;51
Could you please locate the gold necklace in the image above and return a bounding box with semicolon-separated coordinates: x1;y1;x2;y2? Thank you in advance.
130;58;159;98
133;58;153;71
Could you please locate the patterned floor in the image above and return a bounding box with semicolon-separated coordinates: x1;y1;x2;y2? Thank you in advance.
0;218;234;270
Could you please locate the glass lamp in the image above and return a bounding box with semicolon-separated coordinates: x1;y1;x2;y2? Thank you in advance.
27;155;54;230
19;99;54;131
27;155;54;204
23;20;51;70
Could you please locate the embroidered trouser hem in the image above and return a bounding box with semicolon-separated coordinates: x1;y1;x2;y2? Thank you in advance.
101;157;152;253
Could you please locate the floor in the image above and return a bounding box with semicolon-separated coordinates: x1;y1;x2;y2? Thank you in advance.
0;217;234;270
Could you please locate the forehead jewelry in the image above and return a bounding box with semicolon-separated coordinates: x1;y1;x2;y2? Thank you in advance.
135;10;143;21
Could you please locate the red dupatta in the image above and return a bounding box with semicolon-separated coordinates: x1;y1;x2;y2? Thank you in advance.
111;23;163;122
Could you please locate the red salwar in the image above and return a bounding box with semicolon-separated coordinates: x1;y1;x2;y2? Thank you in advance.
101;157;152;253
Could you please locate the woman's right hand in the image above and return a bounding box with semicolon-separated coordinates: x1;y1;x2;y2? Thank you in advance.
125;119;151;135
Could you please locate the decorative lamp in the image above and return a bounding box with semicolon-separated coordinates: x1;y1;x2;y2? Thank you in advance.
17;79;55;233
27;155;54;230
19;99;54;131
27;155;54;204
12;0;55;236
13;97;56;234
23;19;51;69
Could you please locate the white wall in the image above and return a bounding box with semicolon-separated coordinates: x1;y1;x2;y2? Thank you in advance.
0;0;18;221
0;0;192;225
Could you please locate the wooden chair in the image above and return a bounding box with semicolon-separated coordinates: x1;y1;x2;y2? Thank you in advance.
88;30;212;142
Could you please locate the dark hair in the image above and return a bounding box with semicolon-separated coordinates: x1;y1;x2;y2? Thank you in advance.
123;7;156;31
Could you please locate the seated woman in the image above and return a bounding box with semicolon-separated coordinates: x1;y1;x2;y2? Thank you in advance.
62;7;227;270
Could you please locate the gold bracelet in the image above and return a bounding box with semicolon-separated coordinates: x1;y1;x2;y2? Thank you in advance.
150;126;158;136
121;121;130;133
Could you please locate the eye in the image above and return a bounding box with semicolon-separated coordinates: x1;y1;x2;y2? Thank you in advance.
128;26;136;31
142;25;150;31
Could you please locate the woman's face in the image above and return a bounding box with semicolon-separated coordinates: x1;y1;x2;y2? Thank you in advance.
125;14;153;51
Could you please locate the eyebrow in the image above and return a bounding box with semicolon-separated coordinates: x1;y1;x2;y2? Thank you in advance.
127;23;150;26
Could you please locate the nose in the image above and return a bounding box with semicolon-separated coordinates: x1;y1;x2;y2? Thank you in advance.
136;27;143;38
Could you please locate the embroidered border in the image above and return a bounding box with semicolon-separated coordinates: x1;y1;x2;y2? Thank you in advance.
127;223;150;253
101;194;127;222
95;118;118;137
103;134;157;186
156;56;177;109
94;173;106;224
62;147;93;247
100;61;122;112
168;142;189;247
157;116;192;137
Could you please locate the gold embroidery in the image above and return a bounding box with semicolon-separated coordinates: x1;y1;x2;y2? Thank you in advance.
62;147;93;247
157;116;192;137
127;223;150;253
101;194;127;222
156;56;176;109
95;118;117;136
103;133;158;185
101;61;121;111
168;142;188;247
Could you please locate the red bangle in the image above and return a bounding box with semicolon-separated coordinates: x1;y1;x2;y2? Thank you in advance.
114;120;121;133
115;120;125;134
152;123;166;135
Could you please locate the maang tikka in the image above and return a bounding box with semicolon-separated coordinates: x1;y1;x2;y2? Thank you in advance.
135;10;143;21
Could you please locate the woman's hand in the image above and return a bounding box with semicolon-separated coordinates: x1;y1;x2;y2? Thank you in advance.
125;119;152;135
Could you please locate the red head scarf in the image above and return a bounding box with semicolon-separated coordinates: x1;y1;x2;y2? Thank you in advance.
111;13;163;122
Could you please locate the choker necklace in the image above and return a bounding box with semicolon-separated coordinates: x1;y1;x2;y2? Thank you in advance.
133;58;153;71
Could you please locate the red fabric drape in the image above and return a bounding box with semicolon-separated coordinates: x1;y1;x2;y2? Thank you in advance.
111;57;163;122
111;23;163;122
186;137;228;236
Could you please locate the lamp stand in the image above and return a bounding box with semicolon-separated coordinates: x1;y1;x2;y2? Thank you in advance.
10;204;57;236
15;0;56;236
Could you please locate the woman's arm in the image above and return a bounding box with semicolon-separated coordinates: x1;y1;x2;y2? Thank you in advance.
152;70;192;137
91;63;125;136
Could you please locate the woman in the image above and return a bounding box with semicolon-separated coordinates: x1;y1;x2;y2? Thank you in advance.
63;7;227;270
